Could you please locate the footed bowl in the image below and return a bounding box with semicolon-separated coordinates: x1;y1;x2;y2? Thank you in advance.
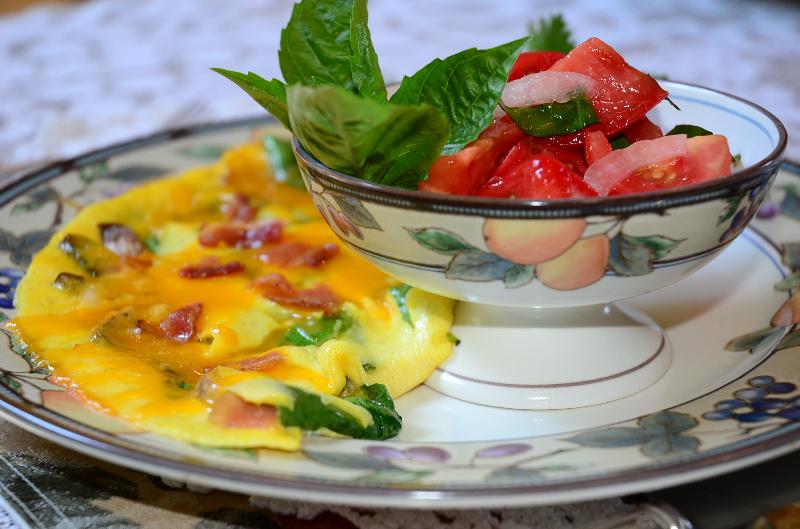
293;81;787;410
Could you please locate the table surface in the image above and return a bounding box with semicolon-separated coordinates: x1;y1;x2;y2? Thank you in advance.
1;1;799;528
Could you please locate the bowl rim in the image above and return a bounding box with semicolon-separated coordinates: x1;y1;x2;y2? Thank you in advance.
293;80;787;217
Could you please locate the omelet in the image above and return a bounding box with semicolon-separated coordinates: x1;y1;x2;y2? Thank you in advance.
9;137;455;451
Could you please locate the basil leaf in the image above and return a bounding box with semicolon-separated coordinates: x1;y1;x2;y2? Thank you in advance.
278;0;355;91
211;69;291;130
350;0;386;100
261;135;304;189
391;37;529;154
609;136;631;150
279;383;401;440
527;14;574;53
666;124;713;138
344;384;402;440
388;284;412;326
288;84;448;188
281;313;352;346
501;95;598;137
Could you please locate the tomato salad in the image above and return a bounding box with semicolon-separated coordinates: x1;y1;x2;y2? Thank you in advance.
421;38;734;200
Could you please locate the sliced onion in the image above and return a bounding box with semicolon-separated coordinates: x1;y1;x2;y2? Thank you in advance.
583;134;688;196
501;71;598;109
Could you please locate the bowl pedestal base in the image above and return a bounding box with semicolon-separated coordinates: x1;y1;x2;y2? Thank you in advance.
425;302;672;410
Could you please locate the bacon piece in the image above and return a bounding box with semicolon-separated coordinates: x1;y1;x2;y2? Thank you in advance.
159;303;202;343
198;220;282;249
209;392;277;429
233;351;286;371
179;257;245;279
251;273;340;314
99;223;144;256
222;193;257;223
259;242;339;268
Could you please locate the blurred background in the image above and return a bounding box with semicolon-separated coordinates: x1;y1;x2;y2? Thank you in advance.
1;0;798;175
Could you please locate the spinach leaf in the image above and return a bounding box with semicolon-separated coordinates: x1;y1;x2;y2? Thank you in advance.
278;0;355;91
261;135;305;189
388;284;412;326
527;14;574;53
279;383;401;440
288;84;448;188
665;124;713;138
501;95;598;137
281;312;352;346
211;69;290;130
391;37;529;154
350;0;386;100
609;136;631;150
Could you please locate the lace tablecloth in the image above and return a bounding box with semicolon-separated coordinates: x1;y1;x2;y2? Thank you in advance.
0;1;798;527
1;0;798;175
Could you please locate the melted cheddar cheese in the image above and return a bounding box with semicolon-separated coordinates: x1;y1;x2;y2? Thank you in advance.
10;140;455;451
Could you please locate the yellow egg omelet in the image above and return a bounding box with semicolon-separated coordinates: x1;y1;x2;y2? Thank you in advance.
9;138;455;451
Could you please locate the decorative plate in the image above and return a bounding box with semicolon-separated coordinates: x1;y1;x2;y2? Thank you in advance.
0;119;798;508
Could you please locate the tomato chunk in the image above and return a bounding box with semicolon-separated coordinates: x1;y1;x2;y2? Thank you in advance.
421;117;525;195
584;135;687;196
508;51;566;81
622;117;663;142
549;38;668;136
608;157;687;196
584;131;612;166
477;154;597;199
685;135;732;183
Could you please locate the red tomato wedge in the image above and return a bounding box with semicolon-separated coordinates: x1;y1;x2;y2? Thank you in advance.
584;131;612;166
685;135;732;182
549;38;668;136
603;135;732;196
622;117;663;142
495;137;588;177
477;154;597;199
607;157;687;196
583;135;688;196
420;117;525;195
508;51;566;81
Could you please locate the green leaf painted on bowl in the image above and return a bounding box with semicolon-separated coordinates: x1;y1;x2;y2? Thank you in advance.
780;184;800;222
484;466;544;483
718;196;742;226
503;264;534;289
445;251;517;282
782;242;800;271
391;36;529;154
608;233;683;276
288;84;448;189
212;70;290;131
330;194;381;230
406;227;477;254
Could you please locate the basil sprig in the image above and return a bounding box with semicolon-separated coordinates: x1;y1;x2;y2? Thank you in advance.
527;14;574;53
501;94;598;137
288;84;448;188
391;37;530;154
215;0;548;188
